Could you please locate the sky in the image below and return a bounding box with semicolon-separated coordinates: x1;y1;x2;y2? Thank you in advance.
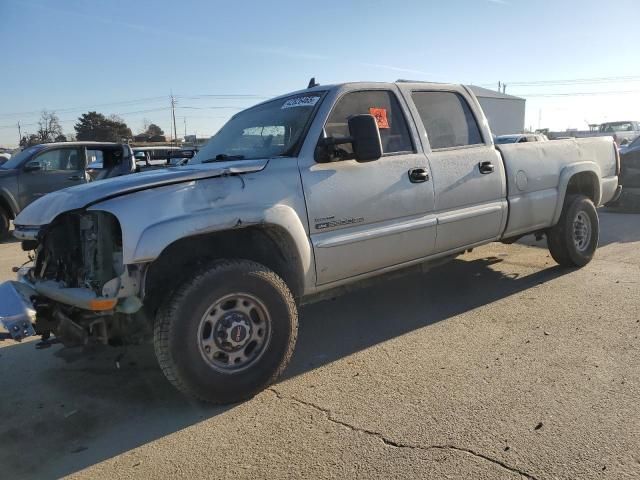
1;0;639;146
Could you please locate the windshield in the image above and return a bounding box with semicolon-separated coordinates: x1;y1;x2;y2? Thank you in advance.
191;92;325;163
495;136;519;144
0;145;45;169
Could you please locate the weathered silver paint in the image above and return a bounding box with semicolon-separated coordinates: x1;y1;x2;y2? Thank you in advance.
13;159;269;228
9;81;620;304
87;157;316;293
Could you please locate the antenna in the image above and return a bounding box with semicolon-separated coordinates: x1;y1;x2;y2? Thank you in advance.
307;77;319;88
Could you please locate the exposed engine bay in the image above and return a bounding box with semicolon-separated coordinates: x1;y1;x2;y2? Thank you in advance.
22;211;149;347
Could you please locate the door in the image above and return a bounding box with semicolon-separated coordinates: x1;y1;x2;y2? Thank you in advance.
300;88;437;285
19;147;86;207
408;90;507;252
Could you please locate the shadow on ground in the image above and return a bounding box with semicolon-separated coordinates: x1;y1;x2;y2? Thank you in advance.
0;230;19;244
0;254;568;479
518;211;640;249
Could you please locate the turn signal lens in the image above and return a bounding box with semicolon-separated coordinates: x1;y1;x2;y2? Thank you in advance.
88;298;118;311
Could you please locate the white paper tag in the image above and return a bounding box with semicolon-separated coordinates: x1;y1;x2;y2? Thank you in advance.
281;96;320;109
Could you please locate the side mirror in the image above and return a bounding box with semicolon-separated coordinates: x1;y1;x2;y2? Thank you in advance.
317;114;383;163
348;114;383;162
24;160;41;172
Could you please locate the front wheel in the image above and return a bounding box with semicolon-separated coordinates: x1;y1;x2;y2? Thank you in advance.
154;259;298;404
547;194;599;267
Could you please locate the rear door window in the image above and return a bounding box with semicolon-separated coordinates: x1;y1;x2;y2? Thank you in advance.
325;90;414;155
411;91;483;150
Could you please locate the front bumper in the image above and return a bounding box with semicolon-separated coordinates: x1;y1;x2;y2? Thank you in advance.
0;281;37;341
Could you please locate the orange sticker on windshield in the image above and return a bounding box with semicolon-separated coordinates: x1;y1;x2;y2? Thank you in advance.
369;107;389;129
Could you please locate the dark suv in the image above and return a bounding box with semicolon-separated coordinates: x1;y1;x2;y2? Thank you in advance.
0;142;134;238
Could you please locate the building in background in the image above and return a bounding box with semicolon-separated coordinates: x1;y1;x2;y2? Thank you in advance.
467;86;526;136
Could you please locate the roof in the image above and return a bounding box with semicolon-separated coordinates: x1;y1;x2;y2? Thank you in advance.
467;85;525;101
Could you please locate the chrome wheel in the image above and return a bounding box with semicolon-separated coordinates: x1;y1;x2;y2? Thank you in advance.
197;293;271;373
572;211;592;252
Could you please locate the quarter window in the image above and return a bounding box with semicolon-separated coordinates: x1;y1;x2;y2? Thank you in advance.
325;90;413;155
412;91;483;150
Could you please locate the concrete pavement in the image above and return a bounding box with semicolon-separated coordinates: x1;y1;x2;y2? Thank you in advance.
1;211;639;479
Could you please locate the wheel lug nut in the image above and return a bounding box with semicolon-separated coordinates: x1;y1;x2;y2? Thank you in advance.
204;346;211;353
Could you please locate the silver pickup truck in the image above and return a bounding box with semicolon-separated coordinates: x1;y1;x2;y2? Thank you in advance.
0;81;621;404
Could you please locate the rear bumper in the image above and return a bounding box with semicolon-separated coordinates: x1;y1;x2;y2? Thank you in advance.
0;281;37;341
605;185;623;206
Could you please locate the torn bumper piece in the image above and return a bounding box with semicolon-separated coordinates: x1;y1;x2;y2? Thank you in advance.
33;280;118;311
0;281;37;341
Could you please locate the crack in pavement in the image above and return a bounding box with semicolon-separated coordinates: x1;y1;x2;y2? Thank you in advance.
267;388;539;480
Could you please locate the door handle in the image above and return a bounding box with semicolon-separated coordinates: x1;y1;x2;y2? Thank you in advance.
479;161;495;174
408;168;430;183
68;175;82;181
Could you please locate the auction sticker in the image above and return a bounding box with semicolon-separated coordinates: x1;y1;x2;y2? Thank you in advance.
369;107;389;129
282;96;320;109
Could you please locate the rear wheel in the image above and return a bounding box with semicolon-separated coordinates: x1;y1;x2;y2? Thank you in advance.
0;208;10;240
154;259;298;404
547;194;599;267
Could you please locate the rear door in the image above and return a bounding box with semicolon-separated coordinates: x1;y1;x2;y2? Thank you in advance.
402;87;507;252
19;147;86;207
299;86;437;285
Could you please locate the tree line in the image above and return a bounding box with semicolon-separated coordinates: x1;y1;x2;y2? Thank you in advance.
20;111;165;147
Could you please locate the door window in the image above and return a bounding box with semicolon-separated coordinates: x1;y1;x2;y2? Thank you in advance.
325;90;414;155
33;148;82;171
411;91;483;150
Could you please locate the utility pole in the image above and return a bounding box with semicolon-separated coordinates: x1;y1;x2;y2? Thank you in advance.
503;83;507;94
498;81;501;92
183;117;187;137
17;121;22;145
170;93;178;146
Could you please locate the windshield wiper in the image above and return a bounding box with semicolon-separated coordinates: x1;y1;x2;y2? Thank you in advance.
201;153;245;163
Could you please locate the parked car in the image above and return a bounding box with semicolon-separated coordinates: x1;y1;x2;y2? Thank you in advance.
0;142;134;238
132;146;182;168
610;135;640;211
0;152;11;165
167;148;198;166
547;121;640;146
1;81;620;404
598;121;640;146
495;134;548;144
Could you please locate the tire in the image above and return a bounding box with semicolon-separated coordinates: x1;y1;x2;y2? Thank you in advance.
0;208;10;241
154;259;298;404
547;194;599;267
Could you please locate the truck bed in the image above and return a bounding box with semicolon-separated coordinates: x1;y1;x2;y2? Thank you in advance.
497;136;619;238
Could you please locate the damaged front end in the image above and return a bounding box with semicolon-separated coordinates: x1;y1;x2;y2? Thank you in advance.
1;211;148;347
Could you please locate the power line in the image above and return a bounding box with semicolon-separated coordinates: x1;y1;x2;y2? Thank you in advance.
519;89;640;98
0;93;265;119
0;95;169;118
476;75;640;89
0;106;172;129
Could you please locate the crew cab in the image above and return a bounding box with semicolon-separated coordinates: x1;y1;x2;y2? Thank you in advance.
0;81;621;404
0;142;135;238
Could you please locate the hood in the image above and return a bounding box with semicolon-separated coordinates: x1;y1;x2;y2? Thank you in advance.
15;159;269;227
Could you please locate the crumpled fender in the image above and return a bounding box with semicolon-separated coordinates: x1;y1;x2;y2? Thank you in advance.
87;165;314;291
